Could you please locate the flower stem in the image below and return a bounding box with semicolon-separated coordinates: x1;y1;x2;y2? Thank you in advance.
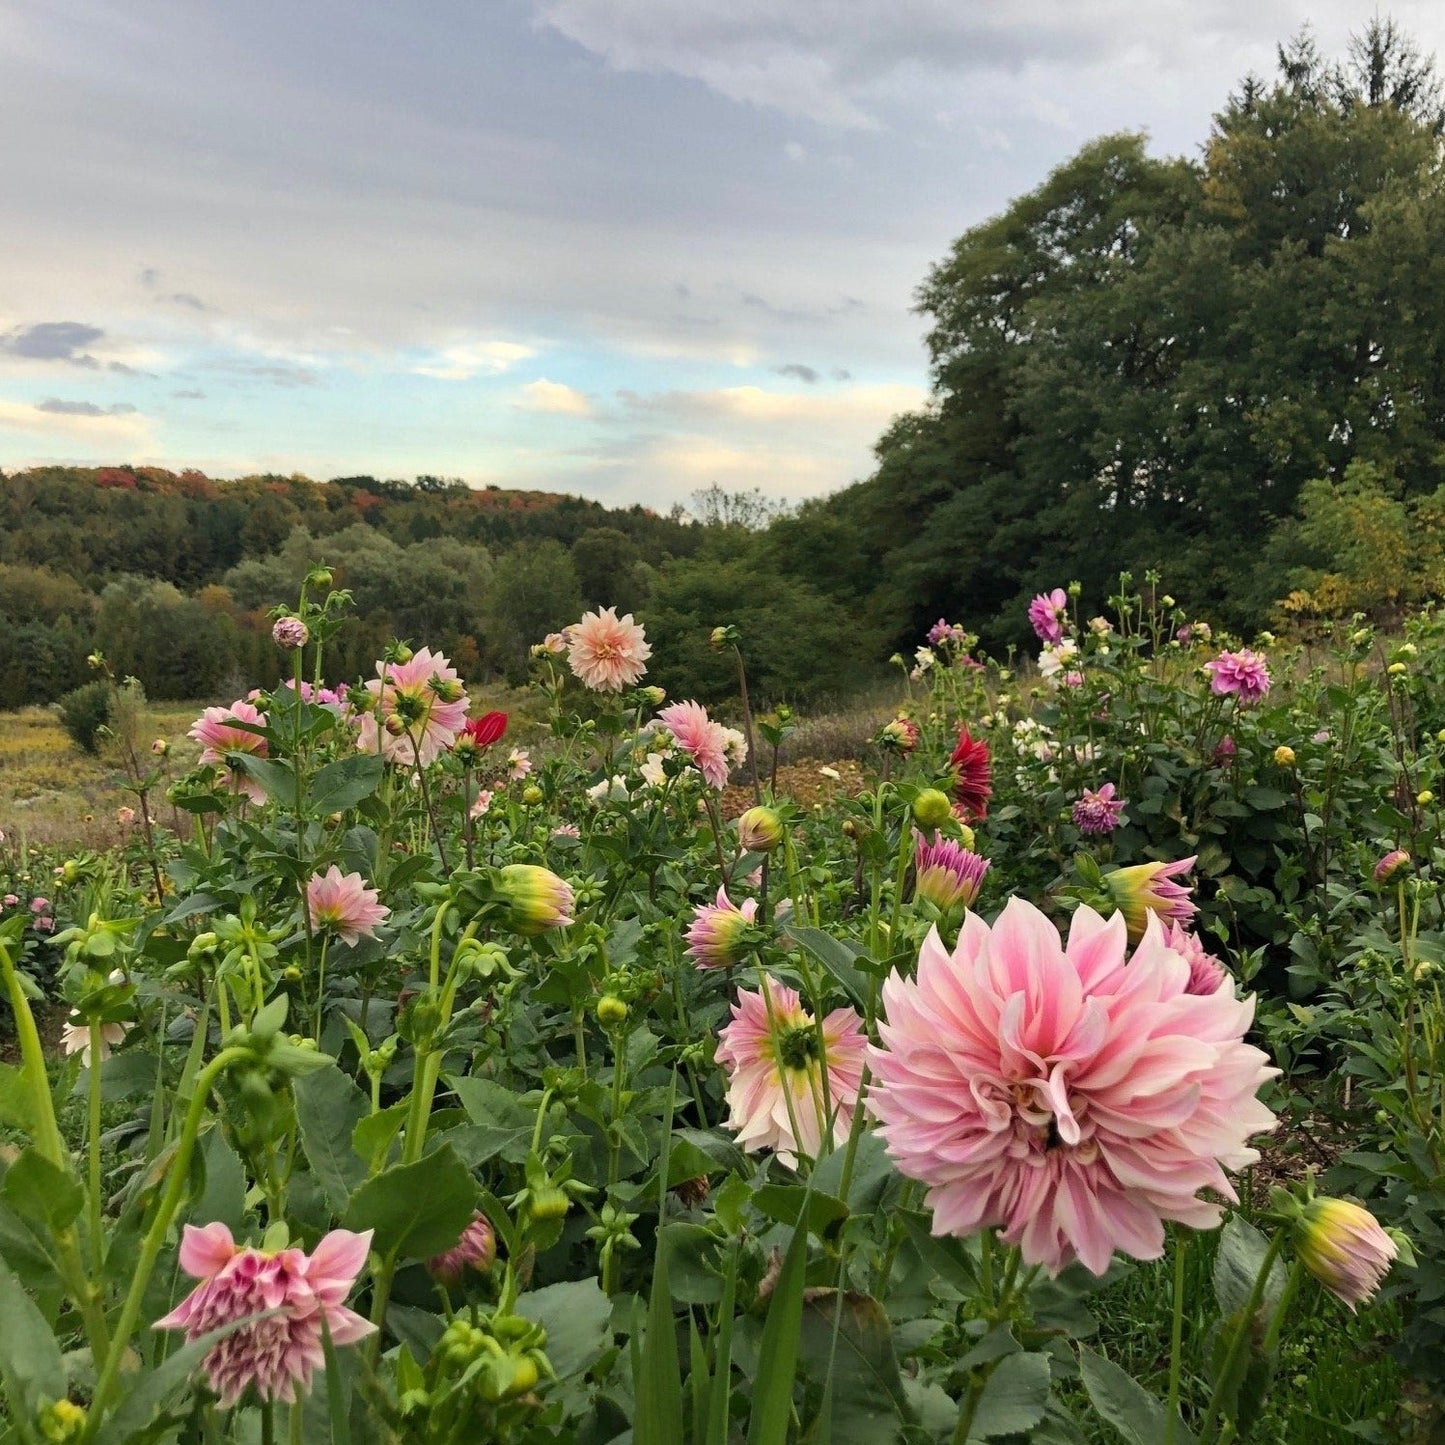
87;1026;105;1273
1165;1233;1186;1444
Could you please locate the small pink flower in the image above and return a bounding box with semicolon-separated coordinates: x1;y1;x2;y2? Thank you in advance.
1072;783;1126;835
507;747;532;782
427;1213;497;1284
685;886;759;969
2;894;17;907
1164;920;1231;996
551;822;581;839
189;700;270;805
716;976;868;1167
541;631;569;655
272;616;309;650
30;896;50;913
354;649;468;767
34;916;54;932
567;608;651;692
1028;588;1069;645
60;1014;129;1065
306;866;389;947
658;700;731;790
1204;649;1271;705
155;1224;375;1406
867;900;1277;1276
1374;848;1410;884
470;788;494;819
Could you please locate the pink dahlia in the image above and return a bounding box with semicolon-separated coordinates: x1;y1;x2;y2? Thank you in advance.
155;1223;374;1406
1204;649;1271;705
306;866;389;946
427;1212;497;1284
715;977;868;1167
355;648;469;767
949;727;992;822
912;831;989;910
1028;588;1069;645
507;747;532;782
189;700;270;805
272;616;308;651
1374;848;1410;884
1164;920;1230;996
1103;856;1197;943
685;886;759;969
1294;1197;1397;1311
567;607;652;692
867;901;1277;1276
658;700;731;790
878;716;921;754
1072;783;1126;835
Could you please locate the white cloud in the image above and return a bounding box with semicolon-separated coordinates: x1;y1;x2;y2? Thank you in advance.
412;339;538;381
622;380;925;428
0;398;152;446
516;378;595;415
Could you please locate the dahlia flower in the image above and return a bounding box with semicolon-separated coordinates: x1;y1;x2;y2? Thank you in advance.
189;700;270;805
306;866;389;947
685;886;759;969
1038;639;1078;679
155;1224;374;1406
470;788;494;819
658;701;731;790
949;727;992;821
1028;588;1069;644
716;977;868;1167
926;619;969;650
1103;856;1197;942
867;901;1277;1276
272;616;308;651
912;830;989;910
1204;649;1271;705
1163;920;1230;996
60;1014;129;1065
455;711;507;759
427;1212;497;1284
1293;1197;1397;1311
1072;783;1126;836
355;648;469;767
567;607;651;692
507;747;532;782
879;716;921;754
1374;848;1410;884
495;864;574;934
737;806;783;853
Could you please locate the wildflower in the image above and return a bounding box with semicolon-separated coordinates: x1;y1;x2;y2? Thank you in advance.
1204;649;1271;705
1164;920;1230;995
1274;745;1296;768
716;977;868;1167
427;1213;497;1285
1072;783;1126;835
155;1224;374;1405
912;830;989;909
1293;1197;1397;1311
495;864;574;934
454;711;508;759
272;616;309;651
1103;856;1198;943
116;806;137;827
507;748;532;782
470;788;494;819
1028;588;1069;644
867;900;1277;1276
60;1015;129;1065
355;649;469;767
737;806;783;853
878;716;921;754
949;727;992;821
1374;849;1410;884
567;607;651;692
658;701;730;790
189;700;270;805
306;867;389;947
685;886;759;969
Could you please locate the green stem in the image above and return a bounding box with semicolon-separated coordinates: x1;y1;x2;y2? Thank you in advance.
313;933;330;1045
1166;1233;1186;1444
87;1027;105;1273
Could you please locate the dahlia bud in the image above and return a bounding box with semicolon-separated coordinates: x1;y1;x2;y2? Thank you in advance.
383;713;407;737
1274;745;1296;767
431;675;464;704
877;717;921;754
709;625;739;652
272;616;309;651
912;831;989;910
1389;662;1408;676
1420;791;1435;806
596;994;629;1026
427;1212;497;1284
1293;1197;1397;1311
1102;857;1197;943
151;738;169;756
522;784;544;805
494;864;574;934
637;685;666;706
1375;848;1410;883
529;1184;571;1221
912;789;954;831
307;566;334;590
737;805;783;853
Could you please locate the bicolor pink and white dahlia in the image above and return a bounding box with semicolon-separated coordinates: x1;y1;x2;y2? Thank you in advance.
716;977;868;1167
189;700;270;805
867;900;1276;1276
1028;588;1069;645
657;700;731;790
567;607;652;692
306;866;389;947
355;649;469;767
685;886;759;969
155;1224;374;1406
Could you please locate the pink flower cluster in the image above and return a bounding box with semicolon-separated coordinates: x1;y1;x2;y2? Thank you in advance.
155;1224;374;1406
867;900;1276;1276
1204;649;1271;705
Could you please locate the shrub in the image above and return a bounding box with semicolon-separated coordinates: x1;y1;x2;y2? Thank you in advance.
56;679;112;754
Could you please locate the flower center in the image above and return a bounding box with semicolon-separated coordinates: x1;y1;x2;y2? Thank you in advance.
776;1023;820;1071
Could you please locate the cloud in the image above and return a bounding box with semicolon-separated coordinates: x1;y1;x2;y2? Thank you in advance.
1;321;105;364
167;292;208;311
412;339;538;381
622;380;924;427
516;378;594;416
172;388;207;399
774;362;819;384
209;359;320;389
36;398;137;416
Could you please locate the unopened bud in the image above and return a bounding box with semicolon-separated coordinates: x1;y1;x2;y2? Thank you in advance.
912;789;953;830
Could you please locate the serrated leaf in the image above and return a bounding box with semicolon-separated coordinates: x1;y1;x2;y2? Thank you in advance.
294;1065;370;1212
967;1350;1051;1439
341;1145;479;1261
1078;1347;1195;1445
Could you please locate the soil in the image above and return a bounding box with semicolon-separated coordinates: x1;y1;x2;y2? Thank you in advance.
722;758;867;818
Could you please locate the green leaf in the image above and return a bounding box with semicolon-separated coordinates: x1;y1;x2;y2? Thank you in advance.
0;1252;64;1419
1077;1347;1195;1445
352;1104;407;1174
789;926;869;1008
310;753;386;816
231;752;299;807
515;1278;611;1378
0;1061;37;1132
1212;1215;1285;1318
657;1223;725;1304
341;1145;479;1261
754;1183;849;1241
746;1218;809;1445
634;1245;685;1445
445;1076;536;1164
3;1149;84;1234
799;1290;912;1445
189;1127;246;1236
966;1350;1051;1440
294;1065;371;1212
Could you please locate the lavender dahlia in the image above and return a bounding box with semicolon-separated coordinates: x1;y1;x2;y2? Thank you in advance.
1072;783;1125;835
1204;648;1271;705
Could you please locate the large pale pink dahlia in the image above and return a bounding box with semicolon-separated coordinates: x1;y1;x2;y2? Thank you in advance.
657;700;731;790
306;866;389;946
867;900;1277;1276
355;648;469;767
189;700;270;805
567;607;652;692
716;977;868;1168
155;1223;374;1406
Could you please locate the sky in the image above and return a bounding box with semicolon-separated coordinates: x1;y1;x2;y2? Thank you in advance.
2;0;1442;512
